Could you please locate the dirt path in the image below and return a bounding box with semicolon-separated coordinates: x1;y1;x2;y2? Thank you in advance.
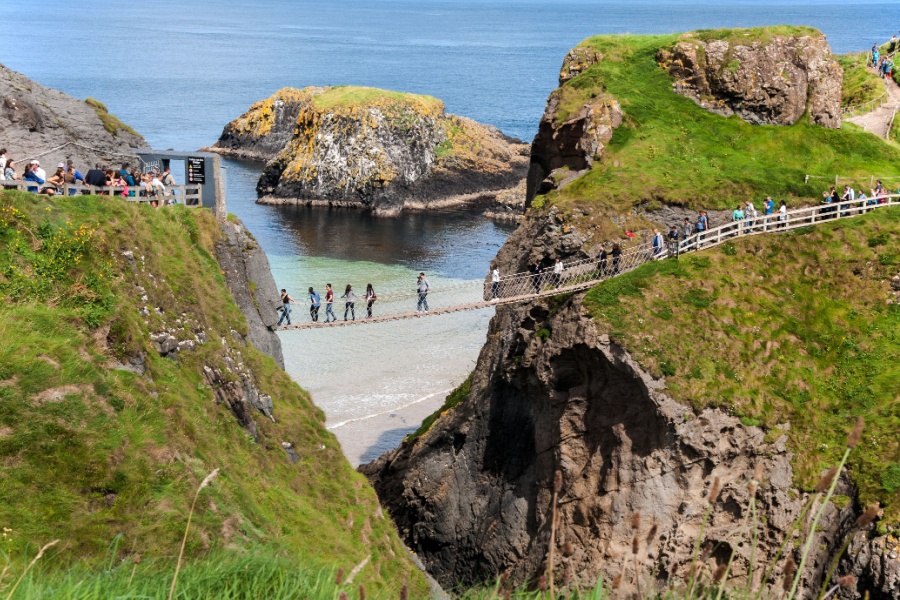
846;69;900;138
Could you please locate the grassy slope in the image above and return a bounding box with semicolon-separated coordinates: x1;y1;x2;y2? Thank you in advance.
542;33;900;214
837;53;886;108
0;191;426;597
582;208;900;523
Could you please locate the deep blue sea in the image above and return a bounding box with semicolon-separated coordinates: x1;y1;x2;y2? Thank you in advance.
1;0;898;147
2;0;897;462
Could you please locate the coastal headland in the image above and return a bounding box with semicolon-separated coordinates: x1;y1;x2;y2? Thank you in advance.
362;27;900;598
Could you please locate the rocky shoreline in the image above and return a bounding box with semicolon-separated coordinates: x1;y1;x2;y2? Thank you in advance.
212;86;529;216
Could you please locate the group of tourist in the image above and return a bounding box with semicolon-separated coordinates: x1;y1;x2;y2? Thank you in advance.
0;150;178;207
275;273;432;326
873;41;896;80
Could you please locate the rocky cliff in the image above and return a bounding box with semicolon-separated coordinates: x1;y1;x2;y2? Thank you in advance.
0;189;427;595
363;29;900;599
363;206;900;599
212;86;529;216
523;29;890;229
657;27;842;128
214;217;284;368
0;63;146;169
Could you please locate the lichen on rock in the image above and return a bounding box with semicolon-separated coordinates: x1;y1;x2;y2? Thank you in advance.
657;27;842;128
213;86;529;216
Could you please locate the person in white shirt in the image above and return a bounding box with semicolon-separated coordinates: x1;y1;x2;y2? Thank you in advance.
491;267;501;300
553;258;564;288
0;148;7;181
778;200;787;227
31;160;46;181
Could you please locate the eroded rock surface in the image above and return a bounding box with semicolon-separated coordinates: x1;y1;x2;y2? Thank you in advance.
214;217;284;368
363;294;863;595
657;31;842;128
0;63;146;169
212;86;529;216
526;88;622;204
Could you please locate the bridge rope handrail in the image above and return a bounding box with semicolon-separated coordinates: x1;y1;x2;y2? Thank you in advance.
278;195;899;330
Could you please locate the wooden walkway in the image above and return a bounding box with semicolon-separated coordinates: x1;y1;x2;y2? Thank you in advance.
277;195;900;331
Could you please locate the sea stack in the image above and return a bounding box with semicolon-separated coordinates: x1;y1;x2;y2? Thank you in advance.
212;86;529;216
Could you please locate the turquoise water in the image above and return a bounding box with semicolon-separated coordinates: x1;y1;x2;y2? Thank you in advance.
3;0;899;461
225;158;510;463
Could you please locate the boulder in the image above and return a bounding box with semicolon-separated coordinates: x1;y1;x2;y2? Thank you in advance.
657;29;842;128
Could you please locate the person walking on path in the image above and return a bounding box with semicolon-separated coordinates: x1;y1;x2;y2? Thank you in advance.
531;261;543;293
277;289;298;326
651;228;664;256
364;283;377;318
682;218;693;241
308;287;321;322
416;273;430;313
341;284;357;321
732;204;745;236
323;283;336;323
553;257;564;288
598;246;609;277
491;267;501;300
778;200;788;228
611;243;622;275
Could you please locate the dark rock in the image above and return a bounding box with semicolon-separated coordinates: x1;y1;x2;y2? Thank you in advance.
525;83;622;206
361;295;855;594
0;63;146;171
214;217;284;369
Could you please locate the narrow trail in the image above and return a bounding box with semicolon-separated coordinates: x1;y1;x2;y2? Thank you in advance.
277;196;900;331
846;67;900;138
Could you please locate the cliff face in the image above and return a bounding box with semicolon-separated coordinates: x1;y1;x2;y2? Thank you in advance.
214;217;284;368
362;293;848;593
0;63;146;169
657;29;842;128
0;190;427;595
213;86;529;216
213;88;311;161
363;206;900;598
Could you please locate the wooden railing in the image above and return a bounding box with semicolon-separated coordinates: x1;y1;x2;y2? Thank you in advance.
0;180;202;206
677;195;900;255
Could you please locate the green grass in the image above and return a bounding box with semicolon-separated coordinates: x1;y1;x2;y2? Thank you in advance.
836;53;886;108
84;98;139;137
0;191;426;597
311;85;444;114
541;32;900;216
684;25;819;46
3;547;349;600
583;208;900;522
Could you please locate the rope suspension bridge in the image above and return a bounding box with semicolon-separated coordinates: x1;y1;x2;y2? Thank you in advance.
277;195;900;331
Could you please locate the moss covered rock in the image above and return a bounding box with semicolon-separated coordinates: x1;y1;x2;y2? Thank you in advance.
214;86;528;216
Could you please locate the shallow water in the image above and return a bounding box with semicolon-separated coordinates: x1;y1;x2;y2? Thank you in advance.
2;0;899;463
226;159;512;463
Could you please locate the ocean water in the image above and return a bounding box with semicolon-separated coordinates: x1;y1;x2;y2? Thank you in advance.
2;0;898;463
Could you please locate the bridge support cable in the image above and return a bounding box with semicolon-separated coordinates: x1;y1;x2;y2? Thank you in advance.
277;195;899;331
